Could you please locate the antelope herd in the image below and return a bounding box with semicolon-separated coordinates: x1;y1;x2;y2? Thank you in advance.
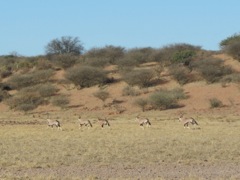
45;113;199;130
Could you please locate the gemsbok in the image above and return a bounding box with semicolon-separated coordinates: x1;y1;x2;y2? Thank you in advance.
78;116;93;129
136;116;151;129
47;118;62;130
98;117;110;128
178;114;198;128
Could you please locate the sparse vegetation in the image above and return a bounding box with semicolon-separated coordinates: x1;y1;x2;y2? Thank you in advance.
48;54;79;69
65;65;108;88
122;86;140;96
149;88;186;110
191;58;233;83
209;98;223;108
7;69;54;90
84;45;125;65
123;69;155;88
169;65;193;85
1;34;240;179
6;91;45;112
220;33;240;61
51;95;70;108
0;114;240;179
134;98;148;111
93;90;110;103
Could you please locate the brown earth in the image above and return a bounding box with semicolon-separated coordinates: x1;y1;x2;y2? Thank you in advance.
1;54;240;179
1;162;240;179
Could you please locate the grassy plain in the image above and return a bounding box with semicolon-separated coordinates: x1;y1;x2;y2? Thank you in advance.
0;111;240;179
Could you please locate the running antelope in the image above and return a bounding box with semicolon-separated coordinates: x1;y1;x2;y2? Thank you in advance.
78;116;92;129
136;116;151;129
47;118;62;130
178;114;198;128
97;117;110;128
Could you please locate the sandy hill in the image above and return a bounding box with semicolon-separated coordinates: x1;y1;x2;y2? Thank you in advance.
1;53;240;118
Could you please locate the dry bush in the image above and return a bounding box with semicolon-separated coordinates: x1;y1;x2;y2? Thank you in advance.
7;69;54;90
84;57;110;67
123;69;155;88
149;88;186;110
37;83;59;97
0;69;12;78
84;45;125;65
209;98;223;108
122;86;140;96
35;58;53;70
51;95;70;108
93;90;110;103
191;59;233;83
220;33;240;60
221;73;240;86
6;91;45;112
47;54;79;69
117;56;138;70
169;65;194;85
156;43;201;66
65;65;108;88
0;89;10;102
134;98;148;112
124;47;155;64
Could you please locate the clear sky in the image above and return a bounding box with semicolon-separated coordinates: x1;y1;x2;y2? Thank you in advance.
1;0;240;56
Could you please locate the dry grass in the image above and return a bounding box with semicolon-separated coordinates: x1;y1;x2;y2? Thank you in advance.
0;112;240;179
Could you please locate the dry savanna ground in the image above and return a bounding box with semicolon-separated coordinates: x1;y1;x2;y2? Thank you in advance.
0;110;240;180
1;54;240;179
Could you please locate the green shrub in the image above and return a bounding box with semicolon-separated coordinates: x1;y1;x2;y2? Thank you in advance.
172;50;196;65
123;69;155;88
156;43;201;66
149;88;186;110
65;65;108;88
209;98;223;108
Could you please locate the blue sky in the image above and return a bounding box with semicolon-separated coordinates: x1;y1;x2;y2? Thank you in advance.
1;0;240;56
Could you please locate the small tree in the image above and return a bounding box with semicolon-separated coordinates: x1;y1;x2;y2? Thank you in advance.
45;36;84;55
